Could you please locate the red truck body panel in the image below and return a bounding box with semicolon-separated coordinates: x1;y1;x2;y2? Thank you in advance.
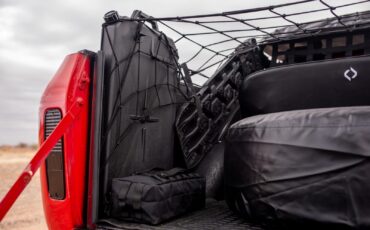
39;52;91;229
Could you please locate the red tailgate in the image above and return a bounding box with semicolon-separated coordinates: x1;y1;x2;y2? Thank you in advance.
39;51;92;229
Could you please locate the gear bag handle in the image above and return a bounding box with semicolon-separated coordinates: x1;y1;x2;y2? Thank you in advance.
131;10;159;32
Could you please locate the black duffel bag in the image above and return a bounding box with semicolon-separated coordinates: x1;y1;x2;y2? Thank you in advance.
110;168;205;225
225;106;370;229
240;55;370;117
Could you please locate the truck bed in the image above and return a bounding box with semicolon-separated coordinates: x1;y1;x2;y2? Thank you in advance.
96;200;264;230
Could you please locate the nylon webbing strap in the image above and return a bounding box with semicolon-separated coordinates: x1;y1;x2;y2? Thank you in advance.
126;183;144;210
158;167;186;178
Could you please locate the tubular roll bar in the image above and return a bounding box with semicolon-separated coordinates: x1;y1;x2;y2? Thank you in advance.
0;98;85;221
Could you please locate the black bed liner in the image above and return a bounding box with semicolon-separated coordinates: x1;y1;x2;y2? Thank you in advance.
96;200;264;230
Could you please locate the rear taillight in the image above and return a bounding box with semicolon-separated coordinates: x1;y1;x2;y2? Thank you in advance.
44;109;66;200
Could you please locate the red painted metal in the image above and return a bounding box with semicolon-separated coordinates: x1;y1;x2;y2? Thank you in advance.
39;52;92;229
0;98;84;222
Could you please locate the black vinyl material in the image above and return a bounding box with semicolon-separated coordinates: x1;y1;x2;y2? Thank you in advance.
101;18;183;201
240;55;370;117
225;106;370;229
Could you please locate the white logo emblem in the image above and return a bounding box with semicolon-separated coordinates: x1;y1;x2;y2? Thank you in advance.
344;67;358;81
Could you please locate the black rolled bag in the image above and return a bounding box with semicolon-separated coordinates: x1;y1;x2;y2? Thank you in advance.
110;168;205;225
240;55;370;117
225;106;370;229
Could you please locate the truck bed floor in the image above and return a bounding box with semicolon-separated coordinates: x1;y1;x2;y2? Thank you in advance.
97;200;264;230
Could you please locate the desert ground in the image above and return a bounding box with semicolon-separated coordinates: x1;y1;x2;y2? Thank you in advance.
0;146;47;230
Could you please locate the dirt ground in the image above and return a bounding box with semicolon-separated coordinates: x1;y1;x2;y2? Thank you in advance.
0;147;47;230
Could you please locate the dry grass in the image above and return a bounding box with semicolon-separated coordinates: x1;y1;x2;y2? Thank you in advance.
0;144;38;153
0;146;47;230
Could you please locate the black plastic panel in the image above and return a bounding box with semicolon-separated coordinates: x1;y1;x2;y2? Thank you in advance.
92;50;105;223
44;109;66;200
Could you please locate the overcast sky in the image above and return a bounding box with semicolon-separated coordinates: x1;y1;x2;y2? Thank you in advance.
0;0;368;145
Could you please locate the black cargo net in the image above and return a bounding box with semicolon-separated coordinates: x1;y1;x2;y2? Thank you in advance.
101;21;187;165
112;0;370;85
102;24;186;132
100;19;192;211
100;0;370;172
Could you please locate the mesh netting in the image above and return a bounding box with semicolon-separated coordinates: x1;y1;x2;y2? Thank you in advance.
113;0;370;85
